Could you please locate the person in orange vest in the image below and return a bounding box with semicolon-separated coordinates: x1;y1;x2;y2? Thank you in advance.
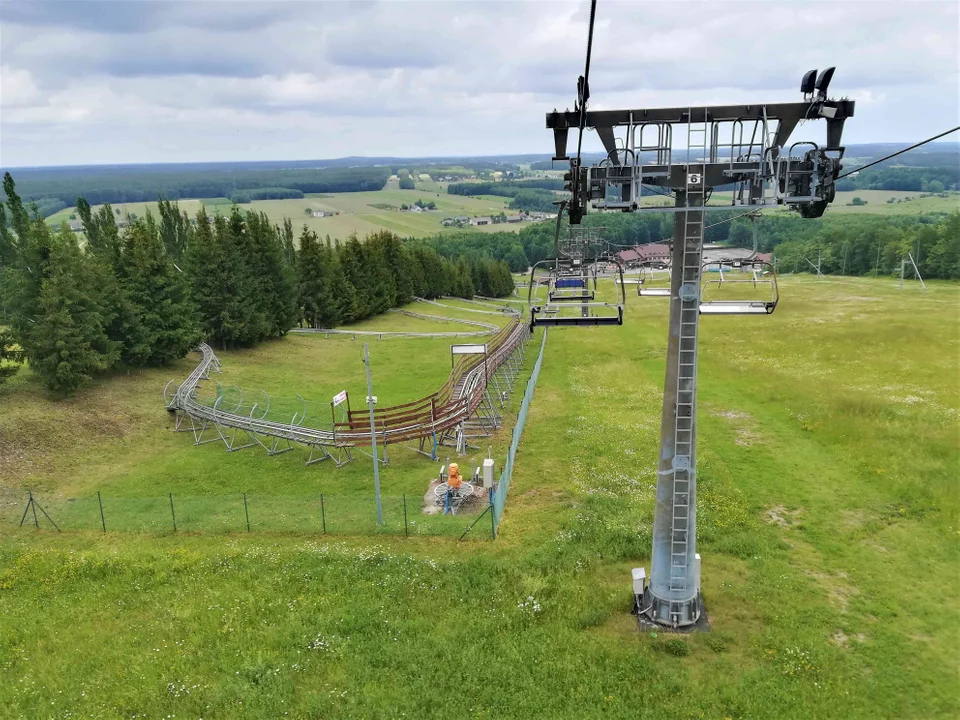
444;463;462;514
448;463;462;490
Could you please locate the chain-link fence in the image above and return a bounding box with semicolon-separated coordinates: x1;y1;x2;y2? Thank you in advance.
0;489;493;538
491;327;548;533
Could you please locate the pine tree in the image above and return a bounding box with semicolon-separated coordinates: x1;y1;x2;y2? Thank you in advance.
363;234;396;314
246;211;297;337
28;227;118;393
157;197;192;260
337;235;370;321
297;228;327;329
120;218;200;365
222;210;266;345
0;201;17;270
3;172;30;241
328;238;356;325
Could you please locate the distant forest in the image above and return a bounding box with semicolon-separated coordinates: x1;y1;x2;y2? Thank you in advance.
9;167;392;212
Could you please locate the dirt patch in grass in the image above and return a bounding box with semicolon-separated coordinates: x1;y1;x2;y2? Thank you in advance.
765;505;805;527
806;570;860;613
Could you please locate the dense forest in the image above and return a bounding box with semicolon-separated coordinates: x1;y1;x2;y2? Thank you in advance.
9;167;391;213
0;174;513;394
415;206;960;281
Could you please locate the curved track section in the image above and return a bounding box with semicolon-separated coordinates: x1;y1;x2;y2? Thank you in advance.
165;319;531;464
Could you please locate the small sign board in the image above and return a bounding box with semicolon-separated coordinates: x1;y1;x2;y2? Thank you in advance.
688;173;702;185
332;390;348;407
451;344;487;356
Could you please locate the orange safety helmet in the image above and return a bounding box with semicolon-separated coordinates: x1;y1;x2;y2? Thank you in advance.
448;462;462;489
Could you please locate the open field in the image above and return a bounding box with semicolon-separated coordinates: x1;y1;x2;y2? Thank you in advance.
1;277;958;718
44;178;530;241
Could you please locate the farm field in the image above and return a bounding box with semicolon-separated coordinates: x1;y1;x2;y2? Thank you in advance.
44;177;531;241
1;277;958;718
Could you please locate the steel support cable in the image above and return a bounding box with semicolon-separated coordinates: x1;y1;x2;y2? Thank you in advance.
836;126;960;180
575;0;599;167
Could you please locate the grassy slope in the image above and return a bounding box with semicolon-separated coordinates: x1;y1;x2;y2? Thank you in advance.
1;278;958;718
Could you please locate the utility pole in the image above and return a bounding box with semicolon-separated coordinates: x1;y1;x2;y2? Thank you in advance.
362;343;384;525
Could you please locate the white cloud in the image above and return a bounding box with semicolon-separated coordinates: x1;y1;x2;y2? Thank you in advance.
0;0;957;166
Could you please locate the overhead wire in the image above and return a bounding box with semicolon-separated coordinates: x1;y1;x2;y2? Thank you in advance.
835;126;959;179
574;0;599;169
704;125;959;230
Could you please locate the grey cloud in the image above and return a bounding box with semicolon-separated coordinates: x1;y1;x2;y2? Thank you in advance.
1;0;957;167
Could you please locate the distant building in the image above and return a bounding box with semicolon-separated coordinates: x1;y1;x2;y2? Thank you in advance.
470;217;492;226
311;210;327;218
506;215;524;223
454;215;469;224
618;242;671;268
418;174;431;180
441;218;455;227
68;220;83;232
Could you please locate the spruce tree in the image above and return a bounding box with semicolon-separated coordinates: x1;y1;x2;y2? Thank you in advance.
297;228;326;329
28;227;118;393
157;197;191;260
328;238;357;325
337;235;370;320
120;218;200;365
246;211;297;337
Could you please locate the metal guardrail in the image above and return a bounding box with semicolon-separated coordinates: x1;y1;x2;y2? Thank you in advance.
165;320;530;455
492;327;548;532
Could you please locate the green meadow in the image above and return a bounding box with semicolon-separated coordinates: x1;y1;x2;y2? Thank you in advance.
44;176;532;241
1;277;957;718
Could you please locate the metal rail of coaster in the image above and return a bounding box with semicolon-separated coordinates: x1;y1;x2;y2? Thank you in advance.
165;319;531;466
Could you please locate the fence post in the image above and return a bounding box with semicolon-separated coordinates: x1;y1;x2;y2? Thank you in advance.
98;490;106;532
320;494;326;534
490;490;496;540
169;493;177;532
403;494;408;537
243;492;250;532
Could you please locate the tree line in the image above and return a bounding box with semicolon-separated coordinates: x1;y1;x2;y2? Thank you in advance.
835;166;957;193
10;167;391;214
413;204;960;281
447;180;564;214
0;174;513;394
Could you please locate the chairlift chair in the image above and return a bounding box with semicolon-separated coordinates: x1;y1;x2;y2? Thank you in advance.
637;264;672;297
527;257;627;330
699;260;779;314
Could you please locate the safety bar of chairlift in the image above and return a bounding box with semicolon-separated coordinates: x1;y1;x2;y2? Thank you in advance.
549;289;596;301
699;260;779;315
530;305;624;328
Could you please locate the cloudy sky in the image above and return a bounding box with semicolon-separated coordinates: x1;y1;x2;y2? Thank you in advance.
1;0;957;168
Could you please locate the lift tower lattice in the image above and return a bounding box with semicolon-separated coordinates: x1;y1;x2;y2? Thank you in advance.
547;25;854;626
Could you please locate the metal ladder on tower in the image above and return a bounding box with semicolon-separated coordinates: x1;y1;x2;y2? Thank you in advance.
668;109;708;612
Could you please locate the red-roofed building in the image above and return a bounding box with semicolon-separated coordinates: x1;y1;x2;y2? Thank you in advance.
617;242;671;268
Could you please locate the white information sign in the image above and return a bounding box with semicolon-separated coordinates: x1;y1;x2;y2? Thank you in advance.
451;344;487;355
333;390;348;407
